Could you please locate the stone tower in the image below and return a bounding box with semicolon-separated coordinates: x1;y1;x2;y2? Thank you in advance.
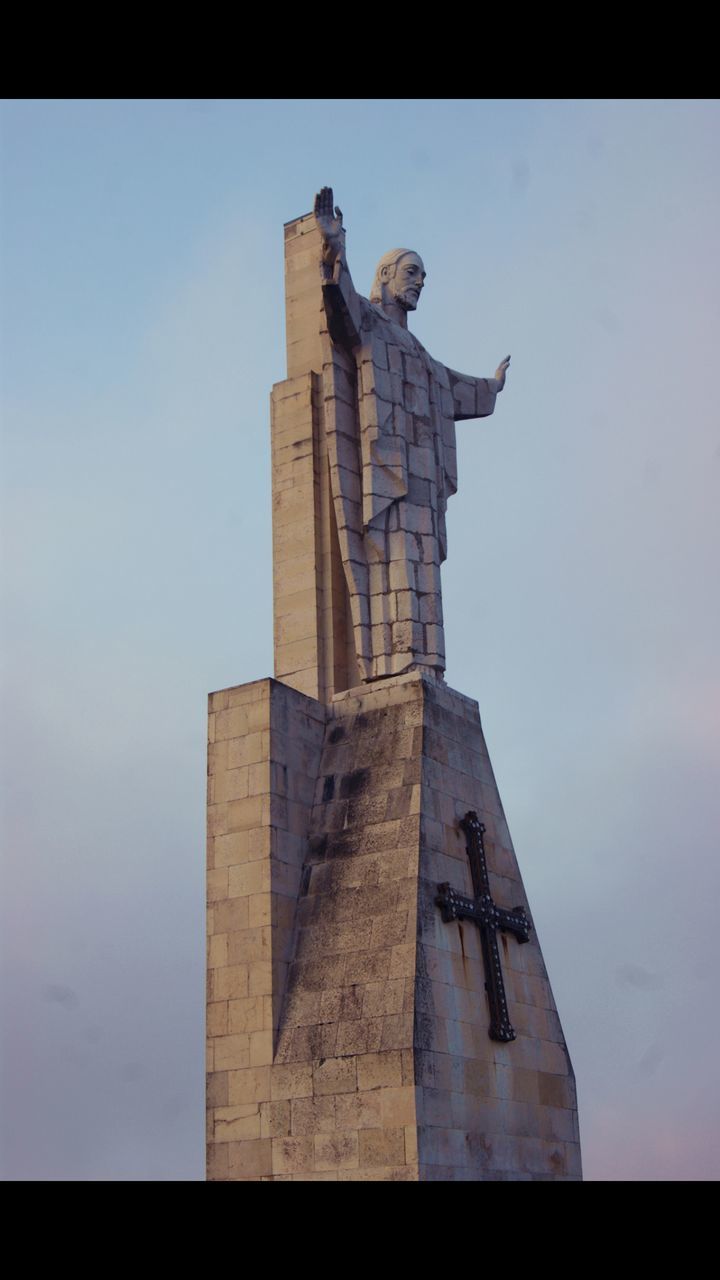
205;198;582;1182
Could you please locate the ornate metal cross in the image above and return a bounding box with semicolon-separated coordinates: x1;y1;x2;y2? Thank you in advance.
436;811;532;1043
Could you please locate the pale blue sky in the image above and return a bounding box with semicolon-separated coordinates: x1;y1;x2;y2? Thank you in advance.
2;99;719;1180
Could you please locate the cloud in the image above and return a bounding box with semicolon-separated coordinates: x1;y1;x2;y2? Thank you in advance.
615;964;665;992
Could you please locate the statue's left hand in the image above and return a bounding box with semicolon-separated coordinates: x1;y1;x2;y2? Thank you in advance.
494;354;511;391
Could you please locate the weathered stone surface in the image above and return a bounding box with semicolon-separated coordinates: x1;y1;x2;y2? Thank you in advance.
207;672;580;1181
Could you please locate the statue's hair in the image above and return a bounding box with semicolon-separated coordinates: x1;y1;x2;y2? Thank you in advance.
369;248;418;303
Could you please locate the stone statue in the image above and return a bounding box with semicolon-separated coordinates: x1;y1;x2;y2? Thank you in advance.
315;186;510;684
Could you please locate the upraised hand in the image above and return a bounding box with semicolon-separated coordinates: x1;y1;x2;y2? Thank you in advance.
314;186;345;266
494;354;511;391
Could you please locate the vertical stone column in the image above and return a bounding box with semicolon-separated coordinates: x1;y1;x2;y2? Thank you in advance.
272;213;354;704
271;373;324;700
206;679;325;1181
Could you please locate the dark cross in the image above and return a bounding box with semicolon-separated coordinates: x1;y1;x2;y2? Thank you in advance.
436;810;532;1043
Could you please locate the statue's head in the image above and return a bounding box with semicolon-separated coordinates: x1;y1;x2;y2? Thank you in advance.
370;249;426;312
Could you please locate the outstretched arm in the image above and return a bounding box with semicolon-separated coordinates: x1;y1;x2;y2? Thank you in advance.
314;186;362;348
447;355;511;420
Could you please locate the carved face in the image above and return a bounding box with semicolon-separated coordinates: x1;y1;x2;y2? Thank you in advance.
384;252;426;311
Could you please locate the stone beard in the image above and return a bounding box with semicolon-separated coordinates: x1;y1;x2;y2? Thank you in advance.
319;233;503;683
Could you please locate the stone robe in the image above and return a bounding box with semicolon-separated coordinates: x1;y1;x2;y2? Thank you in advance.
321;252;498;682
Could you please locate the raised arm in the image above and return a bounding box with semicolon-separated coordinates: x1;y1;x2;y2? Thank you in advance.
447;355;511;421
314;186;362;348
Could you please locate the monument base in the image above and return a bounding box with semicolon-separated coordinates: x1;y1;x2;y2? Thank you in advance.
206;672;581;1181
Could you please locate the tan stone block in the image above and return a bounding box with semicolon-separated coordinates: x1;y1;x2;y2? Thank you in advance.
241;828;273;868
228;860;270;899
227;926;270;965
247;891;272;929
228;1065;271;1105
538;1106;578;1144
272;1063;313;1101
214;1033;250;1072
275;608;318;647
281;668;319;700
313;1056;357;1096
207;1142;229;1181
227;1138;272;1178
359;1127;406;1167
380;1012;414;1051
227;996;266;1035
272;482;314;519
207;1001;228;1038
260;1100;291;1138
226;794;265;832
214;830;251;868
309;988;338;1027
284;988;321;1027
206;1071;228;1108
273;517;317;562
208;739;229;775
247;761;271;797
275;636;320;677
274;585;319;621
538;1071;571;1109
342;948;392;986
245;698;273;732
250;1028;274;1067
357;1051;403;1091
215;1105;262;1142
404;1124;419;1164
227;732;266;769
362;979;405;1018
212;964;249;1001
380;1086;417;1129
463;1059;496;1098
291;1171;339;1182
226;682;268;708
334;1090;383;1131
314;1131;359;1171
213;898;249;935
535;1039;571;1076
342;1165;418;1182
207;868;229;903
508;1067;540;1105
389;943;416;979
248;960;273;996
291;1095;336;1136
272;1137;315;1175
207;934;228;970
213;767;250;805
214;707;249;741
334;1019;375;1056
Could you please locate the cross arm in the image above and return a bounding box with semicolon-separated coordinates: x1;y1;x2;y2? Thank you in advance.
436;882;481;924
494;904;532;944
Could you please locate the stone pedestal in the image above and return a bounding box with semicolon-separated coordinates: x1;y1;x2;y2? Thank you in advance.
206;672;581;1181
